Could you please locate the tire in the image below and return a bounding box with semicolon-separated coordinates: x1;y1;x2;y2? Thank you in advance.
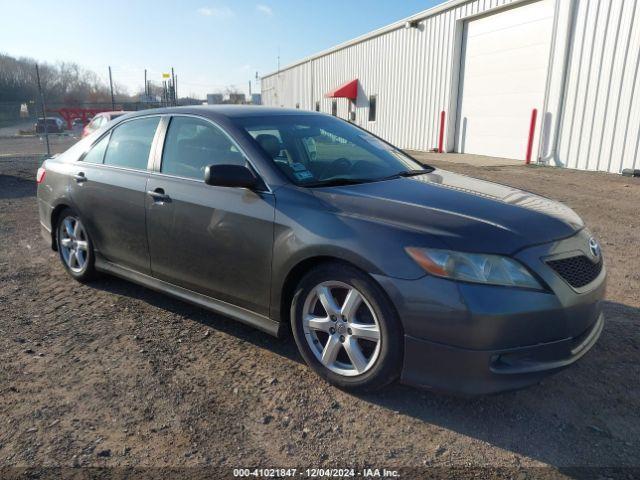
290;262;403;392
55;207;97;282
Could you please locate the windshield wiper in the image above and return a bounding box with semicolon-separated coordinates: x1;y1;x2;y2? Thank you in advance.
303;177;372;188
378;169;432;181
303;169;432;187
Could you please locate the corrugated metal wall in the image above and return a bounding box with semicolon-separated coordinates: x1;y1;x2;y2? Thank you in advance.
557;0;640;172
261;0;640;174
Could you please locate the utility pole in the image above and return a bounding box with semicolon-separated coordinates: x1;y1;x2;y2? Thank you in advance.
35;63;50;157
171;67;176;106
108;66;115;110
175;75;178;105
144;69;147;97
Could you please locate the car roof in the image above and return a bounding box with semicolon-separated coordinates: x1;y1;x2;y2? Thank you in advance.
119;105;321;121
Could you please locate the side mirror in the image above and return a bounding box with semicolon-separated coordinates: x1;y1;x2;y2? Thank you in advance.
204;164;257;189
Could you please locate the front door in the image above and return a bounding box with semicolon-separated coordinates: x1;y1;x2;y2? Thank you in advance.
146;115;275;316
69;116;161;273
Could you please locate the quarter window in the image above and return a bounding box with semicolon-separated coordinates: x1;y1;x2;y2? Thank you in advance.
103;117;160;170
82;134;109;164
368;95;377;122
161;116;247;180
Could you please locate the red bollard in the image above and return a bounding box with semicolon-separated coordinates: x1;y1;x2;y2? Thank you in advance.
526;108;538;165
438;111;446;153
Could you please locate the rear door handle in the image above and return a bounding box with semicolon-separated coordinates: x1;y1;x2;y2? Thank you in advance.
147;189;171;202
73;172;86;183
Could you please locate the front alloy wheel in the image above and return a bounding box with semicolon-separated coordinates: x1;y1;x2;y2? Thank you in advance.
302;281;381;376
291;263;402;392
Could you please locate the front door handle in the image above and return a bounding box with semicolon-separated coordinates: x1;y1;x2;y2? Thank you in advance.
73;172;86;183
147;188;171;202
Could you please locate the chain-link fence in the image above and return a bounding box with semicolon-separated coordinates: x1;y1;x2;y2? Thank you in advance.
0;99;181;129
0;100;38;130
0;99;203;157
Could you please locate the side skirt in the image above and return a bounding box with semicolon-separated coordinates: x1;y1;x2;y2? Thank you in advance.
95;258;282;337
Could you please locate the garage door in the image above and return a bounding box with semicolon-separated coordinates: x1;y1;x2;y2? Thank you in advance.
455;0;554;160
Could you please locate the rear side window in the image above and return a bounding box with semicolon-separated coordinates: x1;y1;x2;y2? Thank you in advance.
104;117;160;170
161;116;247;180
82;134;109;164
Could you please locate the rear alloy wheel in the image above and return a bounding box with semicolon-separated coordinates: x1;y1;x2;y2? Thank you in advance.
56;208;96;281
291;263;402;391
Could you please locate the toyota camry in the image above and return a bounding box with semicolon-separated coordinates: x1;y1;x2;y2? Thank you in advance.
36;106;606;394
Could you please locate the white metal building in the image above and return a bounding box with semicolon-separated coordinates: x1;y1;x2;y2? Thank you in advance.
261;0;640;174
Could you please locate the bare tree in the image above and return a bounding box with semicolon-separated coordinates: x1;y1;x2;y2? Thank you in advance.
223;85;246;104
0;52;126;105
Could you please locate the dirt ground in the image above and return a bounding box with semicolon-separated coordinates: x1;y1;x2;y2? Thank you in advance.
0;134;77;157
0;141;639;478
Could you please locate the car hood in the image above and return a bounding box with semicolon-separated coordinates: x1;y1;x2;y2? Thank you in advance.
311;169;584;254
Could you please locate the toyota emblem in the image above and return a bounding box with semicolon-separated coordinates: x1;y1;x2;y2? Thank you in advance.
588;237;600;259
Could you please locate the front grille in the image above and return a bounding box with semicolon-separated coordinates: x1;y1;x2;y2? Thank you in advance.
546;255;603;288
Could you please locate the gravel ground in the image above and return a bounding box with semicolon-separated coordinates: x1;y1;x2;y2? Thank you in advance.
0;146;639;478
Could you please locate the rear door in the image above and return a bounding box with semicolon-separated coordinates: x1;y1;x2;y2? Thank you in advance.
145;115;275;316
69;115;162;273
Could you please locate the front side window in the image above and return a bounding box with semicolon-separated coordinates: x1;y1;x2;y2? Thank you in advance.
82;134;109;164
234;115;427;186
104;116;160;170
161;116;247;180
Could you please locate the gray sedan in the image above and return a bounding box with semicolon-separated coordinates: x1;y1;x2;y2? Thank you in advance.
36;106;605;394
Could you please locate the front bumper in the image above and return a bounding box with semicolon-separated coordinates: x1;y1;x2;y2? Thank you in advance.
373;229;606;395
402;311;604;395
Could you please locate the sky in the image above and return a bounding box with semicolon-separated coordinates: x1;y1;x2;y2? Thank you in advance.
0;0;443;98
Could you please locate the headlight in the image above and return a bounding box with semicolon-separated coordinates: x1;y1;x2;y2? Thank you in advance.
405;247;543;289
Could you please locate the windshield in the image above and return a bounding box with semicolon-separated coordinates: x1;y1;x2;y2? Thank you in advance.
233;114;429;186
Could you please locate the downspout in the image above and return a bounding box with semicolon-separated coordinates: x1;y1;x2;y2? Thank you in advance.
310;59;314;112
539;0;578;164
